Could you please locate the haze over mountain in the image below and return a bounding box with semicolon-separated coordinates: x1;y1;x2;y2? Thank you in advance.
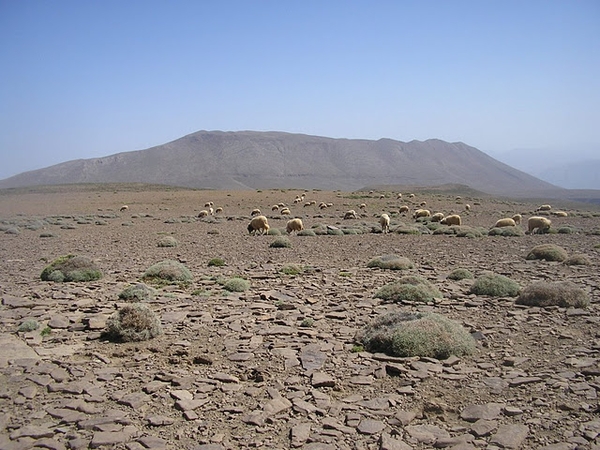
0;130;588;199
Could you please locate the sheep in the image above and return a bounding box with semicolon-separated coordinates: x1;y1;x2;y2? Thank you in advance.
413;209;431;219
408;193;415;198
380;214;390;234
430;212;445;222
304;202;312;207
537;204;552;211
209;207;214;216
552;211;568;217
198;210;209;218
359;203;367;210
396;193;402;199
280;208;291;215
399;205;410;214
344;210;358;219
251;208;261;217
419;201;427;207
286;218;304;234
278;202;287;208
441;214;461;226
215;207;223;214
271;205;279;211
528;216;552;234
512;214;522;224
247;215;270;235
492;218;516;228
465;204;471;211
318;202;328;210
119;205;129;212
204;201;214;208
379;194;385;200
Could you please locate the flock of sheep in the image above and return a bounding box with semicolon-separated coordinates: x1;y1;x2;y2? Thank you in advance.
184;192;561;238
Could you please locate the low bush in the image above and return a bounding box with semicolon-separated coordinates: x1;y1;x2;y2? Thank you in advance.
563;254;591;266
270;237;291;248
267;228;282;236
374;276;441;303
367;255;415;270
40;255;102;282
142;260;193;284
104;303;162;342
208;257;226;267
281;264;303;275
356;311;476;359
469;272;520;297
223;277;250;292
297;229;316;237
118;283;157;302
18;319;40;332
526;244;568;262
515;281;590;308
157;236;178;247
488;226;524;237
447;268;474;281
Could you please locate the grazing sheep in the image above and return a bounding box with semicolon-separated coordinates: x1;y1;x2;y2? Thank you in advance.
396;193;402;199
465;204;471;211
215;207;223;214
278;202;287;208
380;214;390;234
413;209;431;219
119;205;129;212
271;205;279;211
430;212;445;222
294;197;302;204
198;210;209;218
419;201;427;207
455;196;462;200
209;207;214;216
408;193;415;198
399;205;410;214
359;203;367;210
251;208;262;217
512;214;522;225
247;215;270;235
286;218;304;234
344;210;358;219
553;211;568;217
528;216;552;234
204;201;214;208
537;204;552;211
493;218;516;228
379;194;385;200
441;214;461;226
303;202;312;207
318;202;328;210
280;208;291;215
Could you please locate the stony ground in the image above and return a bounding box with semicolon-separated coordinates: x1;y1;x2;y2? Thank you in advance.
0;185;599;450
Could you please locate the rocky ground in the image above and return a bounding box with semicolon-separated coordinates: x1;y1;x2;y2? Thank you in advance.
0;185;599;450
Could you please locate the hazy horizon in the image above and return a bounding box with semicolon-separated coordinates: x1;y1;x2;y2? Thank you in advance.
1;1;599;185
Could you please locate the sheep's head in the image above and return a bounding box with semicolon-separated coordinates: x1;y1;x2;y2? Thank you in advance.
247;223;254;234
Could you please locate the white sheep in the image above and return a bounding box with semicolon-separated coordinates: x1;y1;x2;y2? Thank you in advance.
537;204;552;211
209;207;214;216
271;205;279;211
318;202;328;210
552;211;568;217
379;194;385;200
413;209;431;219
440;214;461;226
492;218;516;228
528;216;552;234
430;212;445;222
359;203;367;210
419;201;427;207
198;210;209;218
380;213;390;234
286;218;304;234
119;205;129;212
512;214;522;224
465;204;471;211
280;208;291;215
247;215;270;235
396;193;402;199
408;193;415;198
344;210;358;219
204;201;214;208
250;208;261;217
215;207;223;214
399;205;409;214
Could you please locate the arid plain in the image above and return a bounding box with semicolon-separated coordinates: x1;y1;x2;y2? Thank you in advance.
0;184;599;450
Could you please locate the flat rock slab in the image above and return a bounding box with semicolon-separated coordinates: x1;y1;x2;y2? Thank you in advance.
0;334;39;368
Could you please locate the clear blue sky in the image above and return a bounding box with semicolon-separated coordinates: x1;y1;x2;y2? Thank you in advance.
1;0;598;179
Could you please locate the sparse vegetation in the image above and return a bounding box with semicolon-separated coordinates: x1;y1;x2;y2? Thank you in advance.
447;268;474;281
297;229;316;237
469;272;520;297
223;277;250;292
526;244;568;262
157;236;178;247
142;260;193;285
270;237;291;248
515;281;590;308
118;283;156;302
40;254;102;282
367;255;415;270
488;226;524;237
356;311;476;359
208;257;226;267
563;254;591;266
104;303;162;342
374;276;441;303
281;264;303;275
18;319;40;332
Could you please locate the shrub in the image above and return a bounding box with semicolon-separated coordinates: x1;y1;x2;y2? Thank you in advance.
374;276;441;303
281;264;303;275
488;226;524;237
394;226;422;235
300;318;314;327
367;255;415;270
118;283;157;302
223;277;250;292
18;319;40;332
557;226;575;234
327;227;344;236
563;254;591;266
104;303;162;342
356;311;475;359
40;255;102;282
447;268;474;281
157;236;178;247
267;228;282;236
454;226;483;238
142;260;193;284
270;237;291;248
297;229;316;237
469;272;520;297
515;281;590;308
526;244;568;262
208;257;226;267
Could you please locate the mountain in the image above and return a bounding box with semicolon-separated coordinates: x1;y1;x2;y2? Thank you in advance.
0;130;572;197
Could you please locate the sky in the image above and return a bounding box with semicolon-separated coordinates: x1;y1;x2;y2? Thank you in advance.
1;0;599;180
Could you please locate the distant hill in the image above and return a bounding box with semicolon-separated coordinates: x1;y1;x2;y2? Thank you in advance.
0;130;584;198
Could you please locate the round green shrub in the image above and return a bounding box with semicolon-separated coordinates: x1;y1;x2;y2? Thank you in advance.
557;226;575;235
488;226;524;237
281;264;303;275
157;236;178;247
526;244;568;262
447;268;474;281
208;257;226;267
142;260;193;284
515;281;590;308
267;228;282;236
297;229;316;237
394;226;422;235
118;283;157;302
18;319;40;332
356;311;476;359
40;255;102;282
270;237;291;248
327;227;344;236
104;303;162;342
367;255;415;270
374;276;441;303
469;272;520;297
563;254;591;266
223;277;250;292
